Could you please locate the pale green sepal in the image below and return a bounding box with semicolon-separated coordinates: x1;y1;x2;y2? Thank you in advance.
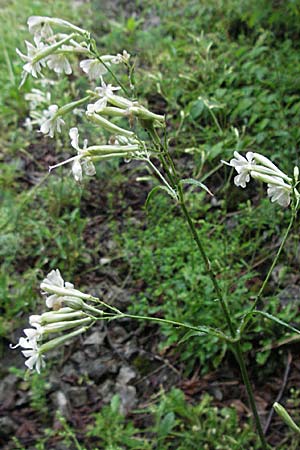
86;112;134;137
39;326;88;353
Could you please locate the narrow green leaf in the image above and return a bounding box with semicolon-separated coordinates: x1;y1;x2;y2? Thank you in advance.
253;310;300;335
145;185;177;209
179;330;205;344
180;178;213;196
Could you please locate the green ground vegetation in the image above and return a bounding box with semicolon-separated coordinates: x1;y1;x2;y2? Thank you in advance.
2;0;300;448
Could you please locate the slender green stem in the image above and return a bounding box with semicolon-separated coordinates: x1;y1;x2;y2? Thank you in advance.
144;124;268;449
234;343;268;448
89;45;130;97
178;188;236;338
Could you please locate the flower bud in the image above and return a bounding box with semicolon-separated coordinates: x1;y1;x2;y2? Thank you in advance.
86;112;134;137
294;166;299;182
273;402;300;434
39;326;88;353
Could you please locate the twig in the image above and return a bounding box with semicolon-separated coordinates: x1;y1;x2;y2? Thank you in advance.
264;350;292;435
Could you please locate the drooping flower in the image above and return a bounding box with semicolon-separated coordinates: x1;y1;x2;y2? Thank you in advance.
27;16;54;39
11;335;45;373
47;52;72;74
39;104;65;137
223;151;255;188
41;268;75;309
80;58;107;80
16;37;47;85
267;182;291;208
87;79;121;113
69;127;96;182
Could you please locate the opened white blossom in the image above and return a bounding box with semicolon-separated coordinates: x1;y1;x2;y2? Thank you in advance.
87;79;121;113
80;58;108;80
27;16;87;38
223;151;298;207
225;151;255;188
28;16;54;39
11;335;45;373
41;269;75;309
41;267;92;302
47;52;72;74
267;183;291;208
69;127;96;182
16;37;47;85
39;104;65;137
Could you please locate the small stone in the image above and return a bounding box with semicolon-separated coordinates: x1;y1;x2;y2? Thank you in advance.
51;390;71;420
67;386;88;408
71;351;86;365
85;360;108;383
84;330;106;346
97;379;115;404
117;366;136;385
0;416;18;437
115;385;137;415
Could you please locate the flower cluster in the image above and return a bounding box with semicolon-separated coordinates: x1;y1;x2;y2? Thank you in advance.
11;270;98;373
17;16;132;137
223;151;299;208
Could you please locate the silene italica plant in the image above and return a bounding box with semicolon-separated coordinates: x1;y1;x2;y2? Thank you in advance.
10;15;300;449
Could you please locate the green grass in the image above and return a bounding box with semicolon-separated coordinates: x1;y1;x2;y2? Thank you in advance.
2;0;300;448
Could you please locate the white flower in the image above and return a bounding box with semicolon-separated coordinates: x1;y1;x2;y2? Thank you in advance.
111;50;131;64
16;37;47;85
25;88;51;108
87;79;121;113
40;104;65;137
267;182;291;207
226;151;255;188
69;127;96;182
11;335;45;373
41;269;75;309
27;16;53;39
80;58;107;80
47;52;72;74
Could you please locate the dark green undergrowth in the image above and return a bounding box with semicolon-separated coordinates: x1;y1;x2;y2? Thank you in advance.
2;0;300;448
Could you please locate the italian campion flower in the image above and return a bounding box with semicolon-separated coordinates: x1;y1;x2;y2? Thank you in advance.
222;151;297;207
47;51;72;74
225;151;255;188
41;269;75;309
80;58;108;80
27;16;54;39
69;127;96;182
16;37;47;84
39;104;65;137
87;79;121;113
11;335;45;373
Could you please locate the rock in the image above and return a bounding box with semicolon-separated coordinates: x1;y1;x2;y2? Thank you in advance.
0;374;18;408
67;387;88;408
71;351;86;365
50;391;71;420
84;330;106;346
278;285;300;306
115;385;137;415
84;360;109;383
109;325;128;344
0;416;18;437
116;366;136;385
97;379;115;404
